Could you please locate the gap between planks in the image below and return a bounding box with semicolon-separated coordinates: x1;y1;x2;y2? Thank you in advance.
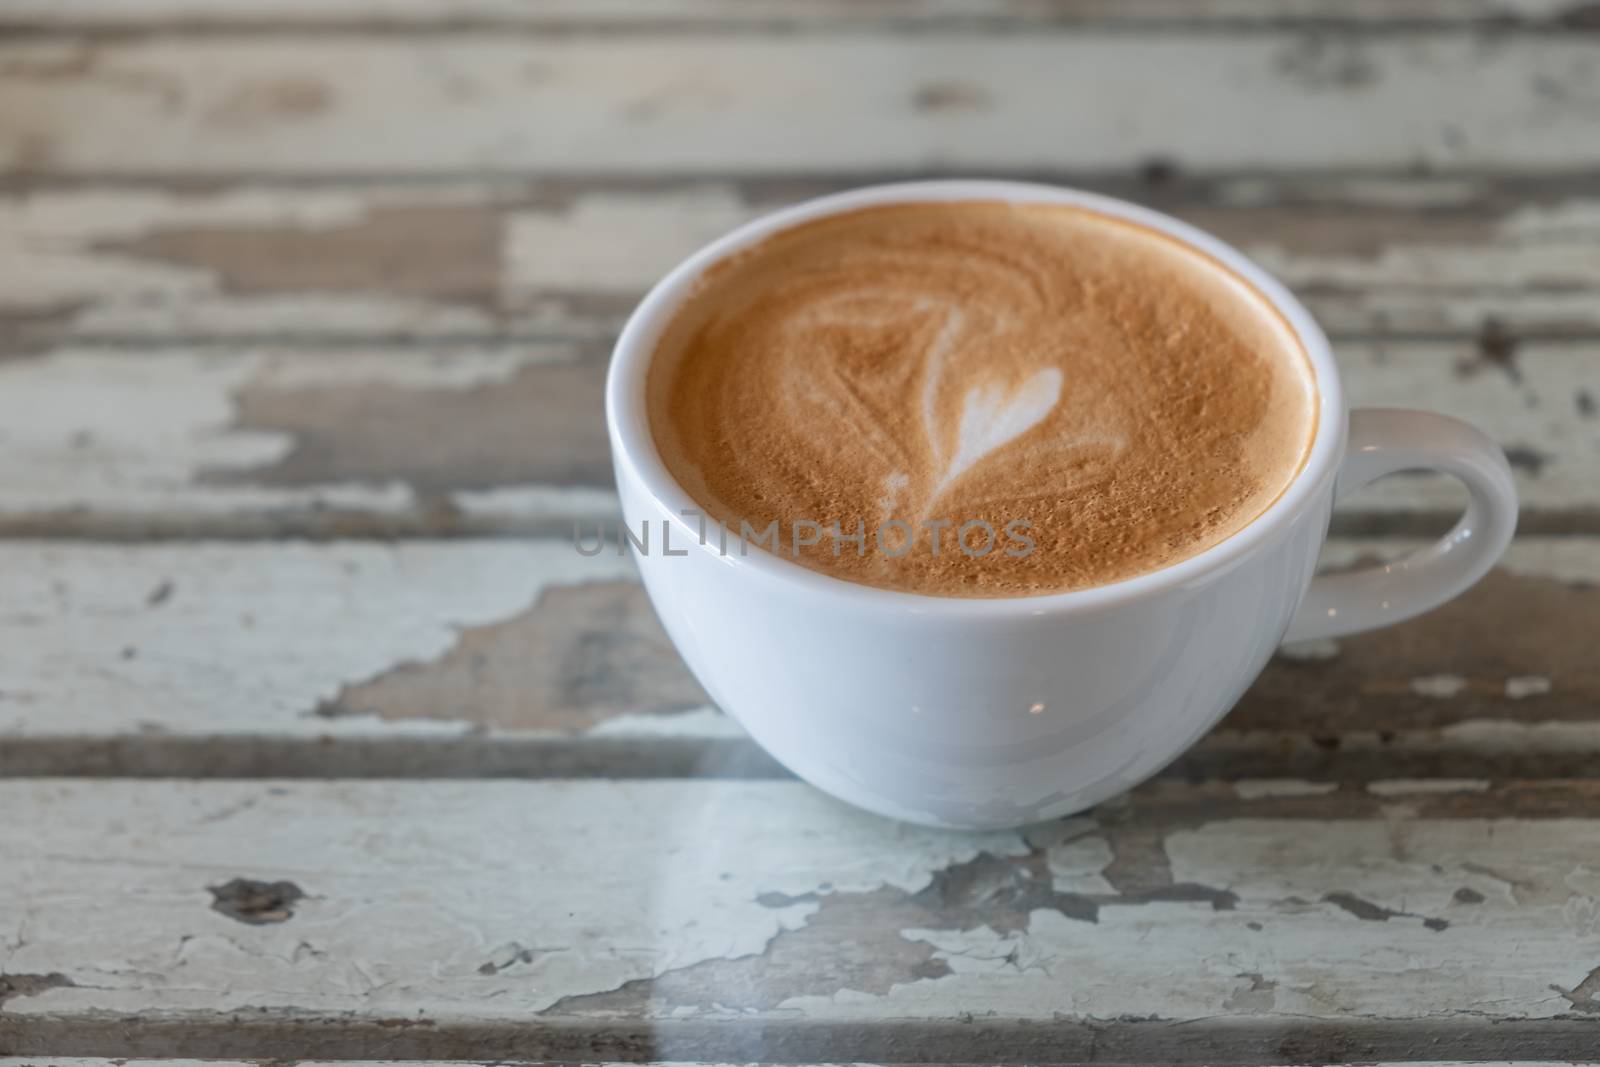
5;1018;1600;1063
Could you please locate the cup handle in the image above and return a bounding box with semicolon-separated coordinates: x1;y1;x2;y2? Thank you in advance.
1283;408;1518;643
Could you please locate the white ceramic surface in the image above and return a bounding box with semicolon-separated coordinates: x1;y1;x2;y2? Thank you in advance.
605;181;1518;829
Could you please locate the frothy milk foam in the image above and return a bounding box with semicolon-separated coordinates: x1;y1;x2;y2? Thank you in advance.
646;201;1318;597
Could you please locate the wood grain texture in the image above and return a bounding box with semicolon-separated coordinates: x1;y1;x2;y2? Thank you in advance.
0;338;1592;538
6;779;1600;1061
0;538;1594;780
2;0;1592;30
3;34;1599;177
4;177;1600;347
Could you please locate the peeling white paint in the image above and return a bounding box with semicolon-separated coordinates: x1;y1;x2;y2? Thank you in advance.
585;706;742;740
1506;675;1553;699
0;346;623;524
0;186;504;337
252;344;573;389
1410;674;1469;699
1216;174;1490;209
505;187;756;293
450;485;621;521
1234;779;1341;799
74;292;496;337
0;542;639;737
1045;834;1116;895
0;766;1598;1030
0;187;366;312
1249;198;1600;334
0;780;1029;1019
1437;719;1600;754
0;348;434;518
0;350;287;510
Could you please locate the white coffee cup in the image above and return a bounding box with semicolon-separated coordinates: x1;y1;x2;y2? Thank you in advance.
605;180;1518;829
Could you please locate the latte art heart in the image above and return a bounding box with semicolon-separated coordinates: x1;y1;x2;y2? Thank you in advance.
937;366;1066;505
647;201;1317;597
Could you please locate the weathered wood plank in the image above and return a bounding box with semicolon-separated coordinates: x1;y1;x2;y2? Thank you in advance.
2;35;1598;177
5;177;1600;346
0;339;1591;538
5;779;1600;1061
1;0;1590;30
0;538;1594;781
0;344;615;538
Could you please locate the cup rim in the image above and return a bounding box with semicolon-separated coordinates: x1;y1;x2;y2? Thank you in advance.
605;179;1344;618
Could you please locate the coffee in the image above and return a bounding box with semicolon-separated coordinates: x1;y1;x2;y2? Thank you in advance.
646;200;1318;597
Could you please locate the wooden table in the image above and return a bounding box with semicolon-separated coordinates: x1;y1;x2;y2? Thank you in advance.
1;2;1599;1064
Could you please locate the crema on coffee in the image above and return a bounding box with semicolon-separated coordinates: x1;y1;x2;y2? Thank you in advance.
646;201;1318;597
